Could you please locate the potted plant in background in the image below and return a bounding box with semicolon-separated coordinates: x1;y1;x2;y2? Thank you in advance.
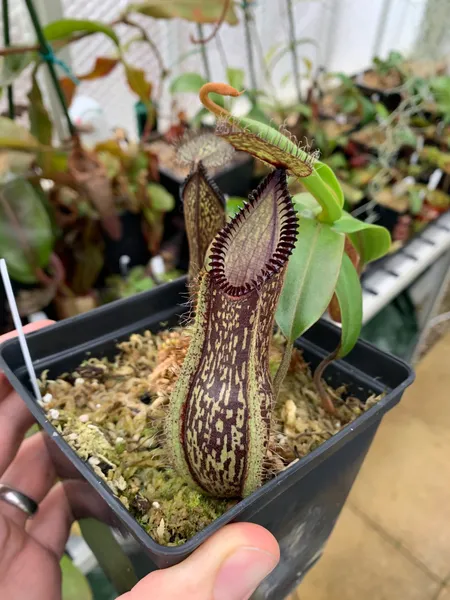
0;82;414;599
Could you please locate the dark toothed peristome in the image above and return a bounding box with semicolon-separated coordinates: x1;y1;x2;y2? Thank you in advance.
209;168;298;297
167;168;298;498
181;160;226;284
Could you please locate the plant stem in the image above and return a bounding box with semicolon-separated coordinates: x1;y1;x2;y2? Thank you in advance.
23;0;75;136
215;31;229;73
274;340;293;399
79;519;138;594
0;44;40;56
2;0;14;119
196;24;211;81
286;0;302;104
242;1;257;102
313;346;340;415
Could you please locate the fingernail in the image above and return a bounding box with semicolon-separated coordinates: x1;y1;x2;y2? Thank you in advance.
214;547;278;600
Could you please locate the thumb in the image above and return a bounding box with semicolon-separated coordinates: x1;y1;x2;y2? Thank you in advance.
122;523;279;600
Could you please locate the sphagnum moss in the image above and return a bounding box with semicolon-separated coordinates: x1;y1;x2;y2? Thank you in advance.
40;327;381;546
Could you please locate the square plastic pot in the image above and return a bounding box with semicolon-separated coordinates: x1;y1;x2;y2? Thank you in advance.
0;277;414;599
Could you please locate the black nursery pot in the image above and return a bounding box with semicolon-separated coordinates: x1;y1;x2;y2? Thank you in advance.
0;278;414;599
354;71;403;113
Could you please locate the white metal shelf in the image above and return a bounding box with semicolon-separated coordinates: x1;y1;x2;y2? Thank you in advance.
361;212;450;324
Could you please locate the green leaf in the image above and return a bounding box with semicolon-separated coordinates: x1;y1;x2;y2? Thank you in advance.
0;178;54;283
170;72;207;94
0;117;40;151
148;182;175;212
339;96;359;114
245;105;271;124
61;555;92;600
28;75;52;146
126;1;239;24
125;64;152;102
408;188;425;216
43;19;120;46
226;196;246;219
292;192;321;217
334;253;363;357
276;216;345;342
226;67;244;91
0;51;35;86
332;211;391;264
302;161;344;223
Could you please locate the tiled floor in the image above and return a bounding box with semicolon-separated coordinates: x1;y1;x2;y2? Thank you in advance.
289;332;450;600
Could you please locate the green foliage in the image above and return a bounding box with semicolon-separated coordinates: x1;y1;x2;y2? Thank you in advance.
429;76;450;122
372;50;404;76
331;211;391;265
0;51;35;86
126;0;239;24
225;196;246;219
147;182;175;212
61;555;92;600
28;74;52;146
276;216;345;342
170;72;207;94
0;179;54;283
226;67;245;91
334;253;363;357
43;19;120;46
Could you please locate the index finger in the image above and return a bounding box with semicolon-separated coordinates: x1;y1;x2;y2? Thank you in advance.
0;320;54;476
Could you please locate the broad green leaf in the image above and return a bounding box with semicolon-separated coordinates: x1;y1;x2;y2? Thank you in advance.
226;196;246;218
276;216;345;342
28;75;52;146
148;182;175;212
127;1;239;24
61;555;92;600
292;192;321;217
226;67;244;91
0;51;35;86
302;161;344;223
245;105;271;124
0;118;40;151
170;72;207;94
125;65;152;102
0;178;53;283
334;253;363;357
332;211;391;264
338;96;358;114
44;19;120;46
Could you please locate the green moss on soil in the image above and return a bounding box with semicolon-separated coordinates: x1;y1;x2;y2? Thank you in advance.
40;328;381;546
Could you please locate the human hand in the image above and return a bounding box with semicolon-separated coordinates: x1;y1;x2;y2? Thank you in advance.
0;322;280;600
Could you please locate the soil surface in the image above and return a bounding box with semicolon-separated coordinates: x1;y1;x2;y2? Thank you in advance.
41;328;381;546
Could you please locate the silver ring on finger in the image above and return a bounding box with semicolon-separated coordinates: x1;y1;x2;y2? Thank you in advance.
0;483;38;518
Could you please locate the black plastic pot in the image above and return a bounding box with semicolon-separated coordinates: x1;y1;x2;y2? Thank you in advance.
0;278;414;598
354;71;403;112
102;211;150;276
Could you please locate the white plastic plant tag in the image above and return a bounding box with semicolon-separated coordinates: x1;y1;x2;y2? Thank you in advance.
428;169;443;191
150;255;165;278
336;114;348;125
119;255;131;278
392;176;415;197
0;259;42;400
